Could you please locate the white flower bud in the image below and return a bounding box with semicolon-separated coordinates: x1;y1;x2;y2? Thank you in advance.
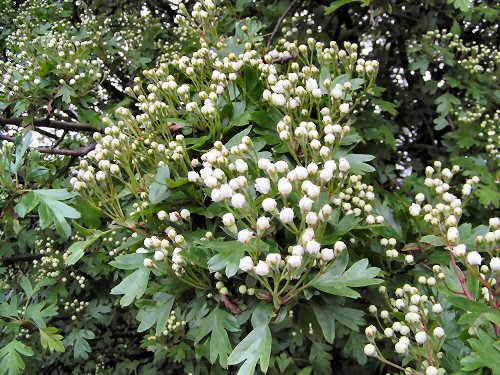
231;193;246;208
467;251;482;266
490;257;500;271
394;342;408;354
453;244;466;257
287;255;302;268
239;256;253;272
364;344;377;357
321;248;334;261
254;260;270;276
266;253;281;266
409;203;421;216
334;241;346;252
280;207;295;224
433;327;445;338
306;212;318;225
299;196;314;213
257;217;271;232
154;251;165;261
222;213;235;226
278;178;293;196
306;240;321;254
339;103;350;114
338;158;350;172
432;304;443;314
447;227;459;242
262;198;277;212
180;209;190;220
238;229;253;244
255;178;271;194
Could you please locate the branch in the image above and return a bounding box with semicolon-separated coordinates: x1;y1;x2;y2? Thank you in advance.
219;293;242;315
272;53;298;65
101;79;125;101
0;117;99;132
0;132;96;156
2;253;43;266
267;0;301;47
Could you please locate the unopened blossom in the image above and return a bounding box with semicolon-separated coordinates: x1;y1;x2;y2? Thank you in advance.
447;227;460;242
363;344;377;357
278;178;293;195
266;253;281;266
222;213;235;226
262;198;277;212
490;257;500;271
257;217;271;232
306;240;321;254
254;260;270;276
231;193;246;208
255;178;271;194
409;203;421;216
453;244;466;257
280;207;295;224
415;331;427;344
238;229;253;244
321;248;334;261
239;256;253;272
287;255;302;268
466;251;482;266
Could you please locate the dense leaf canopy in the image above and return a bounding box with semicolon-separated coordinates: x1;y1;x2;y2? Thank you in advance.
0;0;499;374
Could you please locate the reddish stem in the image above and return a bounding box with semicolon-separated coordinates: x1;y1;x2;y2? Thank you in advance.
448;247;474;301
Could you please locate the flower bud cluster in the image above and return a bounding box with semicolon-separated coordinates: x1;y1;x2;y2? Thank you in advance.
364;284;446;374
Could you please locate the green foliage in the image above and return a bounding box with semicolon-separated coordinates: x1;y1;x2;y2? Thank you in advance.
0;0;499;374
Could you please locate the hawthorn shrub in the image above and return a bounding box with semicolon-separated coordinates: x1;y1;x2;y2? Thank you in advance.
0;1;499;374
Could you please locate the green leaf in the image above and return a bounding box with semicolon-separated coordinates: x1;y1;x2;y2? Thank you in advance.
448;0;472;12
39;327;65;352
190;307;240;367
313;257;383;298
309;342;332;375
137;293;175;336
55;85;75;104
25;302;58;328
14;192;39;218
420;235;446;247
311;302;335;343
14;131;32;173
0;340;33;375
149;165;171;204
372;98;398;115
435;92;460;116
65;329;95;360
227;323;272;375
225;126;252;149
111;267;151;306
325;0;362;15
206;241;246;278
344;154;375;174
65;230;109;266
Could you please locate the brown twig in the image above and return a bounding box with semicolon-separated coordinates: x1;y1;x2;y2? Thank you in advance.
219;293;242;315
0;132;96;156
272;53;299;65
267;0;301;47
2;253;43;266
0;117;99;132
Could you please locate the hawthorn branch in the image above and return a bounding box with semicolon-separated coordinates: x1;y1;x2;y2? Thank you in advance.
219;293;242;315
0;132;96;156
0;117;99;132
2;253;43;266
267;0;301;47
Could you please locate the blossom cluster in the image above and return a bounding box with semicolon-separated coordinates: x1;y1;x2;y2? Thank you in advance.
364;284;447;375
